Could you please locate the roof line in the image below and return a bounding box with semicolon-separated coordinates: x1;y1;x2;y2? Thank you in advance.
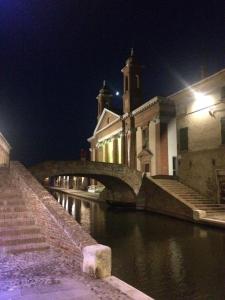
168;67;225;98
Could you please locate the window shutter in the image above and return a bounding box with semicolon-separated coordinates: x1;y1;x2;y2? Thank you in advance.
179;127;188;151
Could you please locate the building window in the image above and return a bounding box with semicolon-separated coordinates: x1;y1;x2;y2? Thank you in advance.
125;76;128;91
142;127;149;149
221;86;225;99
144;163;150;172
221;118;225;144
179;127;188;151
172;156;177;176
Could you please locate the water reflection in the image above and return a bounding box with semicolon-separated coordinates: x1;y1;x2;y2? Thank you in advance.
52;191;225;300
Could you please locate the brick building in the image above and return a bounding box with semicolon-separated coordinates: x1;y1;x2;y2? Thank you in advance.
169;69;225;202
88;51;225;203
88;51;177;176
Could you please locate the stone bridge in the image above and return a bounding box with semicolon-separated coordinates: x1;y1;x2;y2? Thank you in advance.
29;161;144;204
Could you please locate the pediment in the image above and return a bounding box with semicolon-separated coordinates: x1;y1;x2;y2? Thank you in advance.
94;108;120;134
137;149;153;159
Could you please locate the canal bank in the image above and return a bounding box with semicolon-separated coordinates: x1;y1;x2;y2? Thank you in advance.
50;186;101;202
50;185;225;230
51;189;225;300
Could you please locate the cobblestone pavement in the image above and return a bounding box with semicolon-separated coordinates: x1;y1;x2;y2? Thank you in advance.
0;248;131;300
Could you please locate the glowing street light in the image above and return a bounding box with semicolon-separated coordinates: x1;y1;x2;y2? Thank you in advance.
115;91;120;96
192;91;214;111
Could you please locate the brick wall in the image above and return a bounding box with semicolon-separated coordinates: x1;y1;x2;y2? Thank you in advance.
9;161;97;259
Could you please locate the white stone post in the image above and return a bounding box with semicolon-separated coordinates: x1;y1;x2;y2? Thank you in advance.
82;244;111;278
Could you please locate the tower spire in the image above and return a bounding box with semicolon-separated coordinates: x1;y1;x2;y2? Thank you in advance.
121;50;142;113
96;81;113;120
131;48;134;57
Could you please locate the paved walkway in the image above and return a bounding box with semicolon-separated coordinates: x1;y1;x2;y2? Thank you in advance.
0;248;130;300
50;187;101;202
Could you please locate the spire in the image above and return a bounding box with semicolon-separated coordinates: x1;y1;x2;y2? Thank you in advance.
122;49;142;113
96;81;113;120
131;48;134;57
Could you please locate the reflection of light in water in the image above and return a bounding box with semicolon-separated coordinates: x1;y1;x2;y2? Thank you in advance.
80;201;91;233
62;194;65;207
66;196;69;211
132;224;148;282
168;238;184;284
57;193;60;203
193;227;208;239
72;200;76;217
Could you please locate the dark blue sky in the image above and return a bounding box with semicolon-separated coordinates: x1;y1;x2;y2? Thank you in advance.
0;0;224;165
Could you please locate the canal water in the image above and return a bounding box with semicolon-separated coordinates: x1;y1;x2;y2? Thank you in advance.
52;191;225;300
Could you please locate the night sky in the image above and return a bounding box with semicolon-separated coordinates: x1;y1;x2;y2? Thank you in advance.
0;1;224;166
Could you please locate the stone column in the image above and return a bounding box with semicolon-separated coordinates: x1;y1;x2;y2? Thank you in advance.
127;127;137;169
104;143;108;162
112;138;118;163
136;127;142;171
69;176;73;189
149;121;156;175
120;132;125;164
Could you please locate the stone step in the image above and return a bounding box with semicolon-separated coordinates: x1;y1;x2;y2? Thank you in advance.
0;225;41;237
0;193;21;199
194;204;225;207
203;208;225;212
161;185;192;189
175;193;205;196
194;207;225;210
0;234;46;246
3;242;50;255
0;218;35;227
177;195;205;199
185;198;214;204
161;184;191;187
0;211;32;219
206;211;225;215
0;200;26;206
0;206;27;213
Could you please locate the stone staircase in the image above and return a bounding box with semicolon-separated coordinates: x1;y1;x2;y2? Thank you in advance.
0;168;49;254
154;178;225;218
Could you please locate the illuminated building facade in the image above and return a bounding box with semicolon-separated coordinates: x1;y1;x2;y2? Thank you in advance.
169;69;225;202
88;51;177;176
88;52;225;202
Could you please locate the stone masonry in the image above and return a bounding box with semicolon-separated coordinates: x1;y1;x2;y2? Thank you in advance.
0;162;132;299
30;160;144;204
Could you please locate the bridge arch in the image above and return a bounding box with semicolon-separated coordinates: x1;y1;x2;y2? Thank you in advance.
30;161;143;205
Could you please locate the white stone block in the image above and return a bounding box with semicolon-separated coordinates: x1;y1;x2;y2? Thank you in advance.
82;244;111;278
193;209;207;220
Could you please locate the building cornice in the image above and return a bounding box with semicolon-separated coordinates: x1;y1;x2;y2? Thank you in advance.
168;68;225;99
131;96;160;116
95;118;121;135
94;108;121;136
98;128;122;142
